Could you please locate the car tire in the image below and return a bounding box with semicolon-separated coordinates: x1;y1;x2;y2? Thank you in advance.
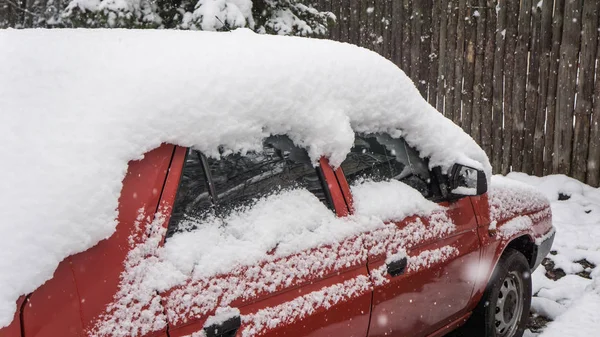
451;248;532;337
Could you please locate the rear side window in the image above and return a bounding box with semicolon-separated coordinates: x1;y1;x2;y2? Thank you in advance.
167;135;333;237
340;133;432;198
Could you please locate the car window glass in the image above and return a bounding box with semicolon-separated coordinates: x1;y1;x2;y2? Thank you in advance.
167;135;332;237
340;133;432;197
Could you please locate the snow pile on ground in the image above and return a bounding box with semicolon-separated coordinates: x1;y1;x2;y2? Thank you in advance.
502;173;600;336
0;28;488;327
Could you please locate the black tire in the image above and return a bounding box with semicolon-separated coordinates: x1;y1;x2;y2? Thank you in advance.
451;248;532;337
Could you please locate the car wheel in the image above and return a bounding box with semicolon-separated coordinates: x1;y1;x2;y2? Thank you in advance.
451;248;532;337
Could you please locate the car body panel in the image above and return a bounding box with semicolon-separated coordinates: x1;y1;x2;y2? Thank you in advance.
0;143;556;337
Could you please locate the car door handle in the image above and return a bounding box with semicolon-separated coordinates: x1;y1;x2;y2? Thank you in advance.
204;315;241;337
387;257;408;277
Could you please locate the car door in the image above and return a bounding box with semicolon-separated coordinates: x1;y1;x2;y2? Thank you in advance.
337;133;481;337
159;136;373;337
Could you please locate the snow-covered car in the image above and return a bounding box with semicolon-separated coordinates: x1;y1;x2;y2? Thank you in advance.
0;30;555;337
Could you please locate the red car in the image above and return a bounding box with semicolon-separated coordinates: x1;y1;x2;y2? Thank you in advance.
0;133;554;337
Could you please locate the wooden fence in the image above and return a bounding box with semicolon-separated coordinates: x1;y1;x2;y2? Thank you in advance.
317;0;600;187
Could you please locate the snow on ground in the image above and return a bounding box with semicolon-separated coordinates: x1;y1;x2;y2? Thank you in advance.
502;173;600;336
0;28;489;327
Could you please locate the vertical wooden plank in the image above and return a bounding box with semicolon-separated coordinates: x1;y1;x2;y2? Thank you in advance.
452;0;467;127
554;0;582;175
481;0;496;159
359;0;369;47
365;0;377;52
571;0;598;182
436;0;449;113
510;0;532;173
338;0;350;42
381;0;393;60
419;0;433;101
522;1;542;175
444;0;458;118
410;0;424;95
462;1;476;136
500;0;518;174
392;0;403;67
401;0;412;73
349;0;361;45
330;0;340;41
588;32;600;187
428;0;443;108
543;0;565;175
534;0;554;177
471;0;486;149
492;0;507;174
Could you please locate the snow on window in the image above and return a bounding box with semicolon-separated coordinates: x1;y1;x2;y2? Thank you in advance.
0;29;489;327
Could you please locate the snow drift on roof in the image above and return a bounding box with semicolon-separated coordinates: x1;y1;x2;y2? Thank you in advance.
0;28;490;327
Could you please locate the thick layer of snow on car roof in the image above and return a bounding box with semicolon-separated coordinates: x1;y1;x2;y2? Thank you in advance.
0;28;490;327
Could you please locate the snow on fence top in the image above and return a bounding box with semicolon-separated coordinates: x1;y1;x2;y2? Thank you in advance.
0;28;491;327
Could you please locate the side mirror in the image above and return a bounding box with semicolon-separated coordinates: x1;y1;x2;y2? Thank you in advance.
449;164;487;197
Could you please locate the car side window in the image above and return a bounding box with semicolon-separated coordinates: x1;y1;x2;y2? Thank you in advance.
167;135;333;237
340;133;433;198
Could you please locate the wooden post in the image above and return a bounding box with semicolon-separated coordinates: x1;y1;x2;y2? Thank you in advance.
522;1;541;175
471;0;484;146
492;0;507;175
444;0;459;118
391;0;403;66
428;0;443;107
410;0;424;95
480;0;496;159
436;0;449;113
510;0;532;173
543;0;565;175
534;0;554;177
402;0;412;74
588;32;600;187
452;0;467;127
571;0;598;182
462;1;476;136
349;0;361;46
418;0;433;100
501;0;518;174
554;0;582;175
381;0;393;60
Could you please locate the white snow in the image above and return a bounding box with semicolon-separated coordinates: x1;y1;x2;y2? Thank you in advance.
0;28;489;327
500;173;600;337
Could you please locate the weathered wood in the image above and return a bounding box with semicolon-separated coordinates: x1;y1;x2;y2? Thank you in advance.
461;1;476;136
571;0;598;182
418;0;433;99
329;0;340;41
588;31;600;186
522;1;541;175
444;0;458;118
381;0;393;60
500;0;518;175
436;0;449;112
534;0;554;177
554;0;582;175
338;0;349;42
348;0;361;45
510;0;532;173
543;0;565;175
410;0;424;95
401;0;412;73
428;0;443;107
391;0;403;66
480;0;496;159
451;0;467;127
491;0;507;174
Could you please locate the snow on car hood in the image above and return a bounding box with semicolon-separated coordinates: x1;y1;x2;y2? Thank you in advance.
489;175;551;223
0;28;489;327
